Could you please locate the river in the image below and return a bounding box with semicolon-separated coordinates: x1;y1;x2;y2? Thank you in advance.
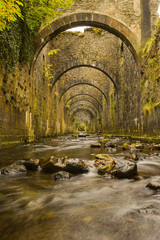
0;135;160;240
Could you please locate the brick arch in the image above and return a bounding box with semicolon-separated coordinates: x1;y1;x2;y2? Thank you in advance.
33;11;139;68
65;94;102;109
52;62;117;89
69;99;101;114
59;82;107;101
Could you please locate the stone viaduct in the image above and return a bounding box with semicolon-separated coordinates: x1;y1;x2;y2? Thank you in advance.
0;0;160;145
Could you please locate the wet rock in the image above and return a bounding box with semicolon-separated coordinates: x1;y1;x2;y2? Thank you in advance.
150;144;160;151
1;165;27;175
124;153;139;161
78;132;87;137
112;161;137;179
13;159;39;171
146;177;160;190
90;143;101;148
65;159;89;174
135;144;144;150
122;142;130;150
106;147;117;153
98;162;115;175
105;138;126;148
95;154;114;162
52;171;72;181
39;156;65;173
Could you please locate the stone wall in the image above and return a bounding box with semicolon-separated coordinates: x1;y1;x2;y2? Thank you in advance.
140;20;160;136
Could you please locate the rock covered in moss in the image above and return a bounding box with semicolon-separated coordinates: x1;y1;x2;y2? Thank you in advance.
90;143;101;148
39;156;65;173
95;154;114;162
98;162;115;175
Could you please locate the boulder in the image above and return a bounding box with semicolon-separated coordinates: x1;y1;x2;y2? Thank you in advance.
146;177;160;190
39;156;65;173
52;171;72;181
65;160;89;174
124;153;139;161
1;165;27;175
122;142;130;150
112;161;137;179
90;143;101;148
78;132;87;137
13;159;39;171
98;162;115;175
95;154;114;162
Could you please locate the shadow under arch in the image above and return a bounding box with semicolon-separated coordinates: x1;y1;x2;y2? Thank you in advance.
33;11;139;72
59;82;108;101
70;104;98;116
65;94;103;109
70;107;96;119
52;64;118;91
68;99;101;114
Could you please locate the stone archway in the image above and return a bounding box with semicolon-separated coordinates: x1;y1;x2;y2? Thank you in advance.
65;94;103;110
59;82;108;101
33;11;139;69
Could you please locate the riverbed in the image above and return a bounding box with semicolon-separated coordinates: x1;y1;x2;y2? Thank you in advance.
0;136;160;240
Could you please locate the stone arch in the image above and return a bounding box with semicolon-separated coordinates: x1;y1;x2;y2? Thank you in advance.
70;103;98;115
65;94;103;109
33;11;139;68
69;99;100;114
70;106;97;118
52;62;117;89
59;82;108;101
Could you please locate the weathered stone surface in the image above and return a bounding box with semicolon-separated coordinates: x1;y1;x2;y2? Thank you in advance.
146;177;160;190
1;165;27;175
39;156;65;173
98;162;115;175
112;161;137;179
64;159;89;174
95;154;114;162
90;143;101;148
13;159;39;171
52;171;72;181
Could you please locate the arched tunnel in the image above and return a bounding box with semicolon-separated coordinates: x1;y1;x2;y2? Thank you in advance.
33;19;140;136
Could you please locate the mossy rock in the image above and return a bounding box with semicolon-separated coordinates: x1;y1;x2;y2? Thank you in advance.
122;142;130;150
100;138;110;143
90;143;101;148
95;154;114;163
98;163;115;175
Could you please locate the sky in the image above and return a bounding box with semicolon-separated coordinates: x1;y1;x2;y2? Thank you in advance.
66;26;90;32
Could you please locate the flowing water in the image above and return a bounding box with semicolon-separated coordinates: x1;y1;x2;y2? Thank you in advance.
0;136;160;240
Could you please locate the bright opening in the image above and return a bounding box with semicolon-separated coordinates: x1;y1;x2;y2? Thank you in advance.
158;4;160;17
66;26;91;33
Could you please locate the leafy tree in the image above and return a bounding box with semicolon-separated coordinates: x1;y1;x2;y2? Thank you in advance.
0;0;74;32
0;0;23;31
0;0;74;67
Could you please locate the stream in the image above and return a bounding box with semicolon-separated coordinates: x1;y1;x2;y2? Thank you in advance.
0;135;160;240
